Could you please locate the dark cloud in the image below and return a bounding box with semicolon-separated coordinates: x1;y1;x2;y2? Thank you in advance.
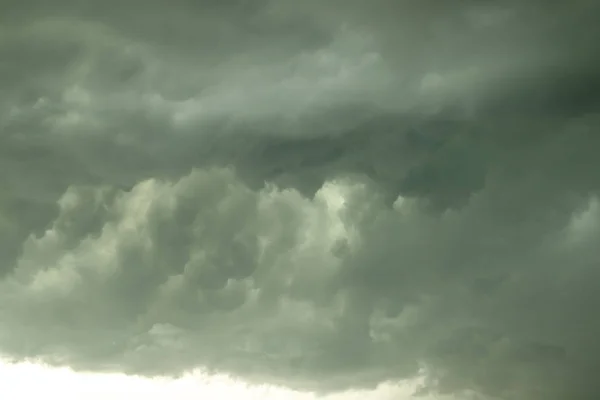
1;1;600;399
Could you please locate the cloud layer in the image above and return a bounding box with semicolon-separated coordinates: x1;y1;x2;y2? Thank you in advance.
1;1;600;399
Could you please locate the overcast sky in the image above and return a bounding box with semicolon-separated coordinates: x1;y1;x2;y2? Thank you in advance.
1;1;600;399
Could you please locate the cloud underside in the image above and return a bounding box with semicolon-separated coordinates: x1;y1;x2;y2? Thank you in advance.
1;1;600;399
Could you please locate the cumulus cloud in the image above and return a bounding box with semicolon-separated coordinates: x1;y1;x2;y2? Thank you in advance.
1;1;600;400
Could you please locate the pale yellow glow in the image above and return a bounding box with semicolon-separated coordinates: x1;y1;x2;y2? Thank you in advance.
0;359;434;400
0;360;292;400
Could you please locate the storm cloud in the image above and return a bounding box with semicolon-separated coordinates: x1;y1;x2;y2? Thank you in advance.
1;1;600;399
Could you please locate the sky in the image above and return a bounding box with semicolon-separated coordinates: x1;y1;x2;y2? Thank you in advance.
0;358;444;400
1;1;600;399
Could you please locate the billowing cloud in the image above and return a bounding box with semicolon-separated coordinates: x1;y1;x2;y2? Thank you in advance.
1;1;600;400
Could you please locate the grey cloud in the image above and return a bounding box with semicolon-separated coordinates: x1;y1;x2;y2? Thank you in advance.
1;1;600;400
